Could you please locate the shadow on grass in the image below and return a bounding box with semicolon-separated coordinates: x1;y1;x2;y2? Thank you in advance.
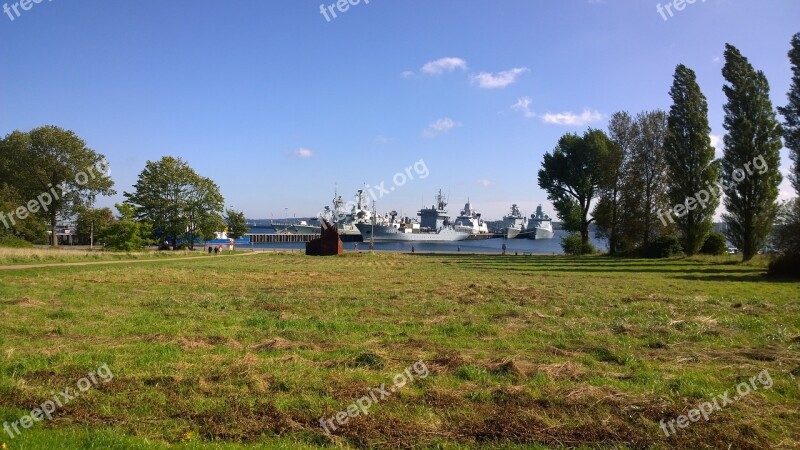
409;253;769;280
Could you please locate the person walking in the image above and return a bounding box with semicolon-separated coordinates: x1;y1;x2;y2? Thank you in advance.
502;243;507;255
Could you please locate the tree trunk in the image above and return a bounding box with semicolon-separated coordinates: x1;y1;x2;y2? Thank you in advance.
50;213;58;247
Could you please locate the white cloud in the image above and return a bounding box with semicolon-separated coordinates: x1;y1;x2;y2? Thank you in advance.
420;57;468;75
400;70;416;79
373;135;392;144
710;134;724;158
541;109;604;126
511;96;535;118
471;67;528;89
477;179;493;187
292;148;314;158
422;117;462;138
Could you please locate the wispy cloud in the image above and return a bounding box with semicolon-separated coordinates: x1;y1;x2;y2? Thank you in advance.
373;135;392;144
477;179;493;187
471;67;528;89
511;96;535;118
422;117;462;138
292;147;314;158
541;109;604;126
420;57;468;75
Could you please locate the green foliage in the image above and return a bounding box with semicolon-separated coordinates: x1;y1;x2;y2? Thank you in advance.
644;235;684;259
770;199;800;256
665;64;720;256
0;126;115;246
75;206;116;245
561;232;596;256
777;33;800;197
700;232;728;256
124;156;224;250
538;129;613;246
767;252;800;279
0;183;49;244
0;235;34;248
721;44;784;262
99;203;152;251
224;208;249;239
593;112;629;255
595;110;672;254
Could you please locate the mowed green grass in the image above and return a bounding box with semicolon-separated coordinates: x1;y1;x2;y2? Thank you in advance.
0;247;210;266
0;252;798;449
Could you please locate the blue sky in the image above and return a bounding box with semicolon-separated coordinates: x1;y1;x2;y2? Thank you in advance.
1;0;798;220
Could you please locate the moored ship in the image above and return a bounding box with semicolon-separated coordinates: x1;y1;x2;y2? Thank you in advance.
501;204;527;239
356;190;470;242
453;199;491;237
525;204;554;240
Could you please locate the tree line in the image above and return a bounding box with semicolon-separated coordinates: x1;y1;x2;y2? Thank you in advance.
538;36;800;277
0;132;248;250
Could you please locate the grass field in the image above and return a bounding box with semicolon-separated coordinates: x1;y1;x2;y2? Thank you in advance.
0;247;208;266
0;251;798;449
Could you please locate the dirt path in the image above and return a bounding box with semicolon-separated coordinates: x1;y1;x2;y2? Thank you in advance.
0;252;259;271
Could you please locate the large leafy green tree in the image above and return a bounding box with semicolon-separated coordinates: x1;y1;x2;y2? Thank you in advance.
593;112;630;254
125;156;224;250
185;176;225;248
620;111;671;250
75;206;116;246
0;126;115;246
538;129;612;250
224;209;249;240
721;44;783;262
100;203;152;251
665;64;720;255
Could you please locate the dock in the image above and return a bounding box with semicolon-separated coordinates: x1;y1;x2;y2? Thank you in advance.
246;233;320;243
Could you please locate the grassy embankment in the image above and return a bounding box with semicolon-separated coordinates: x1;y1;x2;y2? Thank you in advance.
0;247;240;266
0;251;798;449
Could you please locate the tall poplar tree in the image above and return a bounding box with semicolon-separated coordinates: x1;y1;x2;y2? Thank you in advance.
721;44;783;261
665;64;719;255
778;33;800;196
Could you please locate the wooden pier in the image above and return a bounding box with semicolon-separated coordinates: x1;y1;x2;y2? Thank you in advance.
247;233;320;244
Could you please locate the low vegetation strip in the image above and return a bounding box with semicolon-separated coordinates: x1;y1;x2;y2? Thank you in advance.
0;253;797;449
0;248;253;268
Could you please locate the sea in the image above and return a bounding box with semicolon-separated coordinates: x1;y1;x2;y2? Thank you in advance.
243;227;608;254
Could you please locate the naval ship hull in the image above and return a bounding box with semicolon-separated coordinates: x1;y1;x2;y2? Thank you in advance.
356;224;469;242
526;227;554;240
503;227;523;239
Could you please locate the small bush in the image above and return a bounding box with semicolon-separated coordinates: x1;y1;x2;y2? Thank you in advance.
645;235;684;259
700;232;728;255
561;233;595;256
0;236;34;248
767;253;800;279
